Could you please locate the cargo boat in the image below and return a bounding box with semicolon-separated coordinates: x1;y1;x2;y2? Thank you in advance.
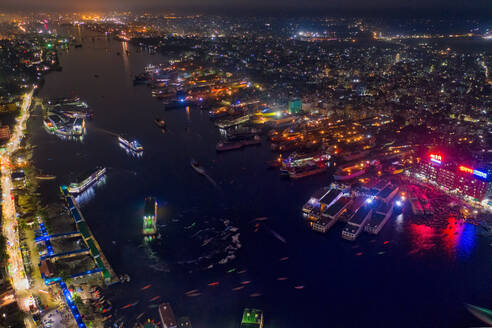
364;201;394;234
67;167;106;194
143;197;158;240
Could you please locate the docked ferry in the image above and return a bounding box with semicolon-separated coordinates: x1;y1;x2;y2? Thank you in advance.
118;135;144;153
364;201;394;234
143;197;158;241
67;167;106;194
48;96;81;106
333;162;368;181
289;162;327;179
215;114;250;129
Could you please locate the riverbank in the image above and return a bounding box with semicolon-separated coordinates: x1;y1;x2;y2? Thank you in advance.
30;33;492;328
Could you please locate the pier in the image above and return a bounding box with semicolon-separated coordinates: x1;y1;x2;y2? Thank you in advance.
60;186;119;285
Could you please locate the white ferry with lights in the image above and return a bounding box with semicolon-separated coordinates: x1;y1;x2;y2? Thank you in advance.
118;135;144;153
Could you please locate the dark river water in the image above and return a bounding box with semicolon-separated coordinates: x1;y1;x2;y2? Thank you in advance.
30;35;492;328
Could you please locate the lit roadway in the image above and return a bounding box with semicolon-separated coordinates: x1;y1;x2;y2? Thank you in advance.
1;89;34;311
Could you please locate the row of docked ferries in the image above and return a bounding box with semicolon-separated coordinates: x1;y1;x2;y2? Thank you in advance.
302;180;401;241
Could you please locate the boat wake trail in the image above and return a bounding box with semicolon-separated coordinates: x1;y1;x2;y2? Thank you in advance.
204;173;221;191
93;127;120;137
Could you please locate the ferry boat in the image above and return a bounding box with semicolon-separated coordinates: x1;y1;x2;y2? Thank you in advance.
333;162;367;181
302;187;331;215
215;114;250;129
48;96;80;106
341;205;373;240
364;201;394;234
216;135;261;152
209;106;229;119
409;192;424;215
143;197;158;241
144;64;156;73
342;149;370;162
67;167;106;194
118;135;144;153
282;151;331;169
419;193;433;215
288;162;327;179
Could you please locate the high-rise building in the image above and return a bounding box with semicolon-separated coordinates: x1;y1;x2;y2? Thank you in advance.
240;308;264;328
159;303;177;328
288;99;302;114
415;153;489;201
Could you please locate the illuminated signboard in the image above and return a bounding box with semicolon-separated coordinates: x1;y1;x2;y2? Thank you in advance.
430;154;442;164
473;169;487;179
459;165;473;174
459;165;488;179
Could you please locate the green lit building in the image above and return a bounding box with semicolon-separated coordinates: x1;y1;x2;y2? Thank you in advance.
288;98;302;114
240;308;264;328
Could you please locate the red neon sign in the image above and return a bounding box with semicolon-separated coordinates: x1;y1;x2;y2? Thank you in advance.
459;165;473;174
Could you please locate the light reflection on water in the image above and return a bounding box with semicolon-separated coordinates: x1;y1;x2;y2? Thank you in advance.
74;175;107;206
408;217;476;259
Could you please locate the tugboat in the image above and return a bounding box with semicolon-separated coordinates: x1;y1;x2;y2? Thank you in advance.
154;118;166;128
190;159;206;175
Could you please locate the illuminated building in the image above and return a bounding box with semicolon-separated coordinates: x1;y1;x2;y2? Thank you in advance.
240;308;264;328
288;98;302;114
416;154;489;201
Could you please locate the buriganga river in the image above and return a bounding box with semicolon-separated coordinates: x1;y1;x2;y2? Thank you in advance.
30;35;491;327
